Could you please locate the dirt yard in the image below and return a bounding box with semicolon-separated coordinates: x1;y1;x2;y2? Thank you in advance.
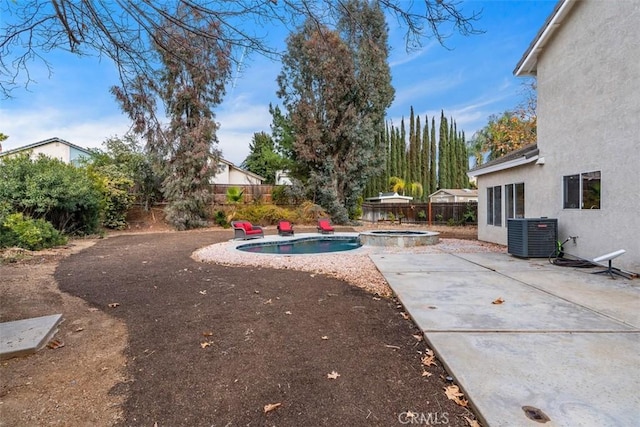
0;220;485;427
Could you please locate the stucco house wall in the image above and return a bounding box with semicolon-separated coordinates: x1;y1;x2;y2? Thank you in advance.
210;160;264;185
535;0;639;273
473;0;640;273
0;138;91;165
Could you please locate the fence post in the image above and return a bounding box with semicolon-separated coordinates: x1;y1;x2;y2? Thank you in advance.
428;201;432;226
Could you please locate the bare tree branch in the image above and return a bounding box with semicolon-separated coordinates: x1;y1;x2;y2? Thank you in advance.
0;0;481;97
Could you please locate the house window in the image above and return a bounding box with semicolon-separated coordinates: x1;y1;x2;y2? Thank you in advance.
563;171;601;209
487;186;502;226
506;183;525;219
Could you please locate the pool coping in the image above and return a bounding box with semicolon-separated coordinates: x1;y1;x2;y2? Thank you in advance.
226;232;368;256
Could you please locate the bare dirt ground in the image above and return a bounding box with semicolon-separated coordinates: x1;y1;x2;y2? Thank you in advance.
0;215;492;427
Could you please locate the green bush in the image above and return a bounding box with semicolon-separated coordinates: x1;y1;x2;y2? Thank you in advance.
0;153;102;234
1;213;67;250
213;210;229;228
271;186;289;205
236;204;296;226
89;167;136;230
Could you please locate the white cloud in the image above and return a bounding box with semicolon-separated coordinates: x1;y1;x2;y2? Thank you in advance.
0;106;131;151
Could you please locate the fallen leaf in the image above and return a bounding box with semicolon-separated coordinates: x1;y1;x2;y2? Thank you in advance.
200;341;213;349
284;311;292;315
464;416;481;427
263;298;272;305
254;290;260;294
385;344;401;350
412;334;423;342
422;370;433;377
202;331;213;337
444;385;469;407
108;302;119;308
400;312;409;320
47;339;64;349
199;290;207;295
321;336;328;340
88;307;99;312
263;402;282;413
327;371;340;379
372;296;381;301
425;348;434;357
74;327;84;333
422;355;437;367
492;297;505;305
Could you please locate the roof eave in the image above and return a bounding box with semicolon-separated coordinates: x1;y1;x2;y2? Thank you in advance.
514;0;577;77
468;154;539;178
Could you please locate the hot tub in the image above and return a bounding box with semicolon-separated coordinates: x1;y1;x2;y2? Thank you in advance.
358;230;439;247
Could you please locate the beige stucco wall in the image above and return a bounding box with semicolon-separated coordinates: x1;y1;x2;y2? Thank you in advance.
478;0;640;273
536;0;640;273
29;143;71;163
476;162;542;245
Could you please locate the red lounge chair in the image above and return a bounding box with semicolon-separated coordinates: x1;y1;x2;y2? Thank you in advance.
277;220;294;236
231;221;264;240
317;218;335;234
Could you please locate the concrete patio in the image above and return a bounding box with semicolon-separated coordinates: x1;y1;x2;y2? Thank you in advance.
371;251;640;427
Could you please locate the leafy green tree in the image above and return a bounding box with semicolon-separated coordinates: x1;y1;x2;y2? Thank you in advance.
0;153;101;234
112;5;231;230
88;135;161;211
277;1;393;223
241;132;286;185
389;176;406;194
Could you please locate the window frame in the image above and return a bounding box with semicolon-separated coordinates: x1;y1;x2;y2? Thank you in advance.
506;182;525;220
563;171;601;210
486;185;502;226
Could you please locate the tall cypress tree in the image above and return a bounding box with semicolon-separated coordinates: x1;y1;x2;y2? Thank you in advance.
414;114;422;196
430;116;437;192
408;107;415;184
438;111;448;189
421;115;430;200
400;119;407;183
448;119;456;187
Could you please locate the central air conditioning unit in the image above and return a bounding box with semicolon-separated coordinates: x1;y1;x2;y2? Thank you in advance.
507;218;558;258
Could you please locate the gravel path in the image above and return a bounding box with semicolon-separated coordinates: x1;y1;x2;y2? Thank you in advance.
193;236;505;297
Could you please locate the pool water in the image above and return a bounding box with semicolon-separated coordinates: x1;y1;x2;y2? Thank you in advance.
237;236;362;254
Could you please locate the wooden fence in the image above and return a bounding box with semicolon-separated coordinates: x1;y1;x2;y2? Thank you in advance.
361;202;477;225
210;184;275;204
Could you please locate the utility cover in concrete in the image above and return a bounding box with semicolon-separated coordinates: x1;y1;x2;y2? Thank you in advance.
0;314;63;360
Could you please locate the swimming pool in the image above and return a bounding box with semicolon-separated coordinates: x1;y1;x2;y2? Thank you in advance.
237;236;362;254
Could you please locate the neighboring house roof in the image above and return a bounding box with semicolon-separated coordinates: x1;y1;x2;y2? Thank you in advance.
0;137;92;158
467;144;540;177
514;0;577;76
428;189;478;198
217;158;265;182
365;192;413;202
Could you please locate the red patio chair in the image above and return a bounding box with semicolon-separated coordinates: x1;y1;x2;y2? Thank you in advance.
277;220;294;236
317;218;335;234
231;220;264;240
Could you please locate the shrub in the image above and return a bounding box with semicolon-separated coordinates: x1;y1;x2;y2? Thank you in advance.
271;186;289;205
213;210;229;228
1;213;67;250
236;204;296;226
0;153;102;234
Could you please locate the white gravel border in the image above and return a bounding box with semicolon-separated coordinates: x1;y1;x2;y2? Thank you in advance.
192;232;505;297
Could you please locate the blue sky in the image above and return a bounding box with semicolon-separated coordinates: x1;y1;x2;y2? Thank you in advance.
0;1;557;165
